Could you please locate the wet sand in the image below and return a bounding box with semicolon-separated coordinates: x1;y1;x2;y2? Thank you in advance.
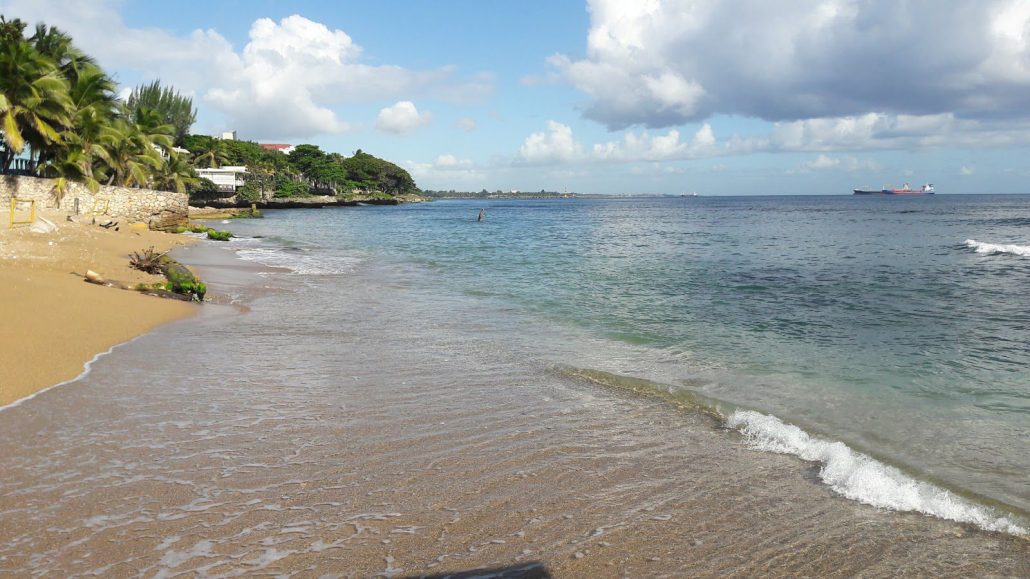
0;244;1026;577
0;210;197;407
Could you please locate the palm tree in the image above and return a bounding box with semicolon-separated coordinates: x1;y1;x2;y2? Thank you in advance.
153;151;198;194
60;64;116;187
30;24;98;89
97;119;162;187
0;37;72;172
41;146;86;203
191;137;229;168
129;105;174;156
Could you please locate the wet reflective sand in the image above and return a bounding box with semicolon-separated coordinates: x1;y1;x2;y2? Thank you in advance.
1;246;1027;577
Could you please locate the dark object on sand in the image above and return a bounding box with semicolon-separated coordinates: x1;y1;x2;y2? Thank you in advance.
129;246;168;274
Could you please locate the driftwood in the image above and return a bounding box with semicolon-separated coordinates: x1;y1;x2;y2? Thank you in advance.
76;270;192;301
129;246;168;274
76;250;206;302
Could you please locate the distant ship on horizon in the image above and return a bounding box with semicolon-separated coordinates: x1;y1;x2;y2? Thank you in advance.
853;182;935;196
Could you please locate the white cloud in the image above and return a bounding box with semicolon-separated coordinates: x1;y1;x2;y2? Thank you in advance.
592;124;716;161
519;121;583;163
552;0;1030;130
407;154;483;189
516;111;1030;168
375;101;431;134
960;165;976;176
455;117;477;131
433;154;472;168
0;1;490;140
799;154;881;172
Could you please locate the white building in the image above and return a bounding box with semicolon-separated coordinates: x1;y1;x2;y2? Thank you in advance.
221;130;237;141
197;166;248;193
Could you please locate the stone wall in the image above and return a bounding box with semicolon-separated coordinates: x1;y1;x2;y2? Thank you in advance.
0;175;188;230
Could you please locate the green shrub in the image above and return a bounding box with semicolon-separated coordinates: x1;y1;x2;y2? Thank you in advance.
187;177;220;200
206;229;233;241
236;180;261;202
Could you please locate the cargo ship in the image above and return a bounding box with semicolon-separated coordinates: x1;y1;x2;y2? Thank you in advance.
853;183;934;195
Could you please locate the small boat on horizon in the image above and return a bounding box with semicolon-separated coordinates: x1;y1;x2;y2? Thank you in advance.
853;182;934;196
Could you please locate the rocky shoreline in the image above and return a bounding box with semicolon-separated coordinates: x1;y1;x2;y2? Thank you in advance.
192;193;427;211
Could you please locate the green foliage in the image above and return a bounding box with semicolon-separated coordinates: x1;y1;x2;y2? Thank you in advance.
271;173;309;198
206;229;233;241
125;80;196;146
235;179;261;202
187;176;219;199
0;20;198;194
284;145;417;196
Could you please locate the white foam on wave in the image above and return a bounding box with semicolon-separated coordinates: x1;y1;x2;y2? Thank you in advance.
726;410;1026;535
0;336;142;413
236;247;360;275
964;239;1030;257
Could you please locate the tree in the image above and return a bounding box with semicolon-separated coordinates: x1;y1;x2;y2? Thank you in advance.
125;80;196;146
128;105;174;156
97;119;162;187
0;33;72;172
186;135;229;168
58;63;117;189
153;151;198;194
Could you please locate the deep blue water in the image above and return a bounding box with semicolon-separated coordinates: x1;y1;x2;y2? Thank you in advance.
227;194;1030;518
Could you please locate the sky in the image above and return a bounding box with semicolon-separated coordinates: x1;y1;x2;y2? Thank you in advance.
3;0;1030;195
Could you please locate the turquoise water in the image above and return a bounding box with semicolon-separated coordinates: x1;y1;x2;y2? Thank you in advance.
228;195;1030;520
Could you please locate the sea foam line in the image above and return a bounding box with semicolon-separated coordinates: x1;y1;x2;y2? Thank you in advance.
236;247;360;275
726;410;1027;535
964;239;1030;257
0;336;141;413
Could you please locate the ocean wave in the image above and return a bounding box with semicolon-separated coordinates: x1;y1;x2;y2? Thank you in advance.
235;247;360;275
726;410;1026;535
964;239;1030;257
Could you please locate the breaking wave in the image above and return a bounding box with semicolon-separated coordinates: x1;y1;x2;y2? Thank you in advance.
236;247;361;275
964;239;1030;257
727;410;1026;535
560;366;1027;536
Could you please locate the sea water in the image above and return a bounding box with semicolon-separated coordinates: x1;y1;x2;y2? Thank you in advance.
2;194;1029;575
228;195;1030;520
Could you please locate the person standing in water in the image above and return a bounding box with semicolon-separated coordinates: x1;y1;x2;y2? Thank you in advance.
478;208;485;222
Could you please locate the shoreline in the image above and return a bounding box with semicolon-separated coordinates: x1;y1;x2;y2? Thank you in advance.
0;209;199;407
0;209;1027;576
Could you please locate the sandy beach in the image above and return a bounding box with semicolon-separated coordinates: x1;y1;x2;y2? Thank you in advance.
1;235;1027;576
0;209;198;407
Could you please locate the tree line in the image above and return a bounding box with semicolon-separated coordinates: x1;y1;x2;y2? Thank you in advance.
0;17;419;201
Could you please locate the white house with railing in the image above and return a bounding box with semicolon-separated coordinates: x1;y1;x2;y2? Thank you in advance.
196;166;248;193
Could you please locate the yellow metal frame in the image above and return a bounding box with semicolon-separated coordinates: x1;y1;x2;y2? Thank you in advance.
90;196;111;216
8;198;35;228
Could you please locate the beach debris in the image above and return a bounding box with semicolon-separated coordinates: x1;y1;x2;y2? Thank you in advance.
84;269;105;285
99;220;118;229
28;216;58;234
129;246;168;274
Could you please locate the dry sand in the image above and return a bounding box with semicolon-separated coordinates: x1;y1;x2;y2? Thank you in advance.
0;209;198;407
